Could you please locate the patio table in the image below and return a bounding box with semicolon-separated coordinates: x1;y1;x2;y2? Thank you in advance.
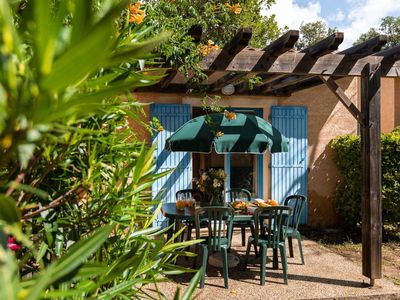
161;203;280;269
162;202;253;237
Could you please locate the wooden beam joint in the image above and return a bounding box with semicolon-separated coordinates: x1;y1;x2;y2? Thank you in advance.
320;76;365;125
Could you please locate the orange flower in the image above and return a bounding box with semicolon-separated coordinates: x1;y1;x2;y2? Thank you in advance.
225;3;242;14
199;40;220;57
129;2;145;24
224;110;236;120
216;131;224;138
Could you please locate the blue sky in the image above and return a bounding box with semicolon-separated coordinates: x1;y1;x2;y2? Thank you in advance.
263;0;400;48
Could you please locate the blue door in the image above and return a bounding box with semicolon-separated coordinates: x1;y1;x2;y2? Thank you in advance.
271;106;308;224
151;104;192;227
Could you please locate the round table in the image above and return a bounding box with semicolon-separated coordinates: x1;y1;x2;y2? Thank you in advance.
161;202;281;269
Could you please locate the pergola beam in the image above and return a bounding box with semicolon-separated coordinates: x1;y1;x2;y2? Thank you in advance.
217;30;299;91
234;30;299;93
207;27;252;71
258;33;344;93
200;48;400;76
199;28;252;88
262;30;299;54
342;35;387;59
360;63;382;285
320;76;364;125
266;35;389;95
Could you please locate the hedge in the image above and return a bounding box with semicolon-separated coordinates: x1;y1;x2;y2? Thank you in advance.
330;127;400;226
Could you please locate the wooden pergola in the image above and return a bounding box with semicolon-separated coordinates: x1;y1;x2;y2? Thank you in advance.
140;27;400;285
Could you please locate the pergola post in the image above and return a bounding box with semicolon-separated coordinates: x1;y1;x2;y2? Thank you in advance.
360;63;382;285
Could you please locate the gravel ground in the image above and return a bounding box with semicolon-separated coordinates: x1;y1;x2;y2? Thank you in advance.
153;230;400;300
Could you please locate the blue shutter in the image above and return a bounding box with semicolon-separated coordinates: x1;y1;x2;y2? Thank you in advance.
151;104;192;227
271;106;308;224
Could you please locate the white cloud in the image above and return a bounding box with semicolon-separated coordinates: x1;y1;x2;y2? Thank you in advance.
329;9;345;23
262;0;324;30
341;0;400;48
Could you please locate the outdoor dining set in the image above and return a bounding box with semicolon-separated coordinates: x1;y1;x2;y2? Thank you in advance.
161;189;306;289
160;110;307;288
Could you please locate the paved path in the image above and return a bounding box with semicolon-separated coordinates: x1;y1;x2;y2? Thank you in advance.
155;230;400;299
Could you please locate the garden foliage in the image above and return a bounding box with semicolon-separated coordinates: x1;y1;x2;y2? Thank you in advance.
330;129;400;227
0;0;201;299
143;0;280;79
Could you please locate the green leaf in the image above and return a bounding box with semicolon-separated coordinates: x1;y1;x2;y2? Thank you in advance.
181;270;201;300
41;1;130;90
0;246;20;300
26;224;114;300
107;32;171;66
0;195;20;224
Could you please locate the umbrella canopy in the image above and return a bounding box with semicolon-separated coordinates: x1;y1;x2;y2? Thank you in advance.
165;112;289;154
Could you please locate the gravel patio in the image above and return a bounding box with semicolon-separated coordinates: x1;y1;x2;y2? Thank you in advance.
155;230;400;299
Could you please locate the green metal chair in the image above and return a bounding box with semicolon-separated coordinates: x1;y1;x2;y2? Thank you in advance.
243;206;292;285
224;188;255;246
284;195;306;265
194;206;234;289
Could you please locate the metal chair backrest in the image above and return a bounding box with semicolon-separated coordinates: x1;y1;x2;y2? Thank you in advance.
194;206;234;251
253;206;292;247
176;189;204;204
284;195;306;230
225;188;251;203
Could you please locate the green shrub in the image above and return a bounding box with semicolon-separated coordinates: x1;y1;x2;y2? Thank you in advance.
330;129;400;226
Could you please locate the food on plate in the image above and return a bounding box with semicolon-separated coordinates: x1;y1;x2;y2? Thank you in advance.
231;200;248;210
266;199;279;206
254;199;269;207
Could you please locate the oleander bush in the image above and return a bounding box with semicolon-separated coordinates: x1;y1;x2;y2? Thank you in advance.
330;128;400;227
0;1;201;299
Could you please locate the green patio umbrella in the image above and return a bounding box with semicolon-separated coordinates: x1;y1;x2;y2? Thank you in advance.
165;112;289;153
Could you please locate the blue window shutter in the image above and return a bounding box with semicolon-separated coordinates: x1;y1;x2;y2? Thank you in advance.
271;106;308;224
150;104;192;227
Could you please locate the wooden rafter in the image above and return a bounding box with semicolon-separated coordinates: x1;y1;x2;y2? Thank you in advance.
320;75;364;124
235;32;343;94
266;35;389;96
198;27;252;91
234;30;299;93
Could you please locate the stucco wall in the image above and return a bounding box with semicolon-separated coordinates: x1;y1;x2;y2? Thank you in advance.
277;78;359;227
380;77;400;132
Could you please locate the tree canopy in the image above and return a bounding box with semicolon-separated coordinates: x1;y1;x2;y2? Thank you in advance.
355;16;400;48
296;20;337;50
143;0;281;78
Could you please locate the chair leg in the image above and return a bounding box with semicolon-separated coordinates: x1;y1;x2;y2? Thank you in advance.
184;226;193;261
279;244;288;284
250;223;258;257
296;232;305;265
221;247;229;289
241;227;246;246
260;244;267;286
200;245;208;288
242;237;252;271
288;236;294;257
187;225;192;241
273;248;279;269
193;244;198;269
